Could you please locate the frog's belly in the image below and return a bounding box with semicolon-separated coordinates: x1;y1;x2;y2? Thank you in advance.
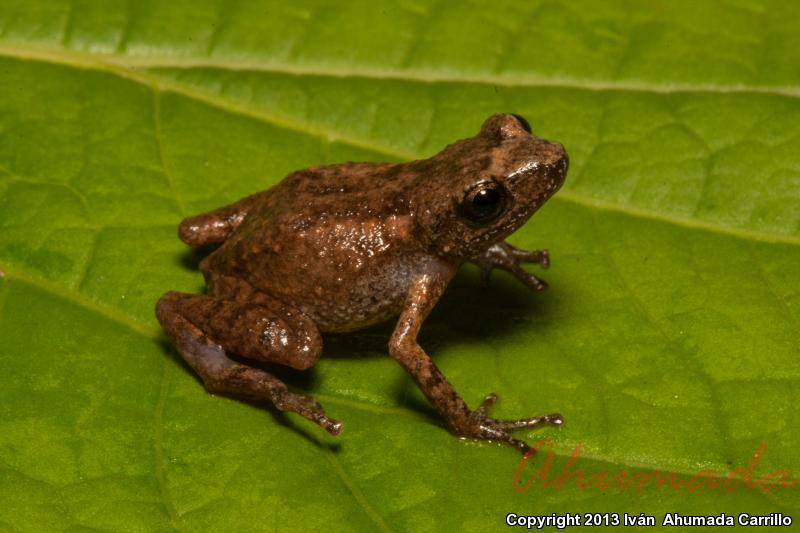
249;251;418;333
300;278;409;333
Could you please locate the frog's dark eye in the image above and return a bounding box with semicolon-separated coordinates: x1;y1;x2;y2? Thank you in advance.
461;181;507;225
510;114;532;133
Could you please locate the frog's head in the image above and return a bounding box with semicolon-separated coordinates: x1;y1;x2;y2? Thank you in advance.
412;113;568;258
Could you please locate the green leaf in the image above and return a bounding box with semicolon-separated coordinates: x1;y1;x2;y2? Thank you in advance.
1;1;799;531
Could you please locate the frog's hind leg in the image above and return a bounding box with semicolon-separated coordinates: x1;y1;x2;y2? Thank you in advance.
156;291;341;435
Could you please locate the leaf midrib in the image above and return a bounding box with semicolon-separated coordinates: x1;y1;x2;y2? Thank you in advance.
3;40;800;98
0;41;798;247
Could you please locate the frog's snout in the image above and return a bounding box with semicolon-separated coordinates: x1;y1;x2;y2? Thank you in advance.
544;140;569;188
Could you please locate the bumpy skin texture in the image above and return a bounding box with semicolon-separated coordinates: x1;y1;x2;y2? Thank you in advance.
157;113;569;452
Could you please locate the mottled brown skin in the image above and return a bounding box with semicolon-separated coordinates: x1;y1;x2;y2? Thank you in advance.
157;113;569;453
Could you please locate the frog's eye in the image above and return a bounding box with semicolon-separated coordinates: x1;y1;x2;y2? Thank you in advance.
510;114;532;134
461;181;507;225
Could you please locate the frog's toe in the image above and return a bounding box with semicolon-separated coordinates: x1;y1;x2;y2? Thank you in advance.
467;423;531;454
275;391;343;436
474;392;499;417
490;412;564;430
461;393;563;453
326;419;344;436
515;248;550;269
520;272;548;292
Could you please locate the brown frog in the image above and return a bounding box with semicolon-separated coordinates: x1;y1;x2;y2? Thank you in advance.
156;113;568;453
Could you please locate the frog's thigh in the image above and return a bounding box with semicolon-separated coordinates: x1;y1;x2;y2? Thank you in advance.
157;291;321;370
156;292;340;435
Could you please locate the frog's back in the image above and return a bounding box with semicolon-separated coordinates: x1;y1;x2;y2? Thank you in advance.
201;162;428;331
279;161;398;198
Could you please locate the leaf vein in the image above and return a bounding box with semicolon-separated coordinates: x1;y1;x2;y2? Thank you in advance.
589;210;732;459
75;229;100;293
4;41;800;97
0;262;158;337
153;358;182;530
323;451;393;533
1;42;799;245
153;91;187;217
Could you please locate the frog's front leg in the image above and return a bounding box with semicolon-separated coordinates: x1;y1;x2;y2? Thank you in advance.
388;260;562;453
471;242;550;291
156;291;342;435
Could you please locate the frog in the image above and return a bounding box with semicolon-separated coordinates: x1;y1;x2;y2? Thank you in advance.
156;113;569;453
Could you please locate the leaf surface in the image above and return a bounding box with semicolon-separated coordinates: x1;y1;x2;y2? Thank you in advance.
1;1;799;531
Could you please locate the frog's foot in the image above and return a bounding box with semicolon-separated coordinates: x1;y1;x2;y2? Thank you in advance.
458;393;563;454
472;242;549;292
